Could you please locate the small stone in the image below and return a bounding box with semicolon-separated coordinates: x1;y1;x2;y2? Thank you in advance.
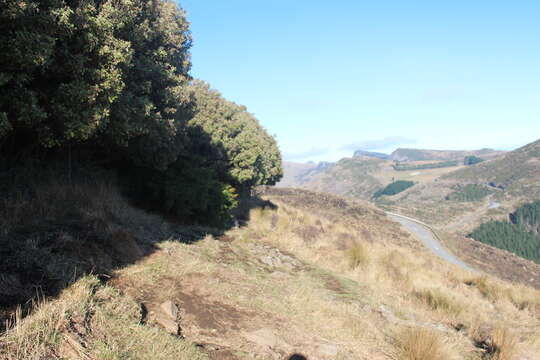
244;328;280;349
155;314;179;335
160;300;178;319
318;343;339;356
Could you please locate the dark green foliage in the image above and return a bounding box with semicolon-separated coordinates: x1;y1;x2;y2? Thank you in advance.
464;156;484;165
125;157;238;227
0;0;131;149
0;0;283;227
445;184;492;202
106;0;193;170
187;81;282;188
392;160;458;171
470;201;540;264
510;201;540;234
373;180;415;198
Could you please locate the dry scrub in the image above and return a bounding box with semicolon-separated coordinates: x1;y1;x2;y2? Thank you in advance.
393;327;456;360
2;186;540;359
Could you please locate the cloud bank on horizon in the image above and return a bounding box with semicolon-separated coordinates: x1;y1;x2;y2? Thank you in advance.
283;136;419;162
340;136;418;152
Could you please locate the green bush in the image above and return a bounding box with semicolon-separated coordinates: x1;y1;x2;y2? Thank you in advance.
0;0;282;228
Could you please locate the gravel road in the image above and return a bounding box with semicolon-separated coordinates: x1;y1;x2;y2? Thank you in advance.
387;213;477;273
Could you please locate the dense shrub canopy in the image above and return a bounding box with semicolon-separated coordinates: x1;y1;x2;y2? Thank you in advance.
0;0;282;226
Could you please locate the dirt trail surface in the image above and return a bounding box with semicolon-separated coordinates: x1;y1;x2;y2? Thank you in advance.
387;213;478;273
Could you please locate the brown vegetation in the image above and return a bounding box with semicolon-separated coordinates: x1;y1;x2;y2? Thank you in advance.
1;185;540;359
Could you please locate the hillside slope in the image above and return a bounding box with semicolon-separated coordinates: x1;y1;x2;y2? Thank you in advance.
278;157;385;199
381;139;540;232
2;186;540;359
390;148;505;162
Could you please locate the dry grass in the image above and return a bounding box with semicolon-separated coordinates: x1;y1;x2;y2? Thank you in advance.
465;276;506;302
413;287;464;316
346;242;369;269
2;186;540;359
487;327;519;360
0;276;207;360
393;326;456;360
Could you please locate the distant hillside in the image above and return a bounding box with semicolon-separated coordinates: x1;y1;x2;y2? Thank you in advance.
381;139;540;232
353;150;390;160
278;161;333;187
278;157;384;199
470;200;540;264
390;148;505;162
444;139;540;191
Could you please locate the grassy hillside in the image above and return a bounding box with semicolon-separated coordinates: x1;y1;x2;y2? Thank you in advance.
278;157;385;199
380;140;540;232
469;201;540;264
444;140;540;195
278;147;503;201
390;148;505;162
2;185;540;359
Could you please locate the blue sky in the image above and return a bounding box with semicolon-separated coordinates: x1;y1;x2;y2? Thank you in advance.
181;0;540;162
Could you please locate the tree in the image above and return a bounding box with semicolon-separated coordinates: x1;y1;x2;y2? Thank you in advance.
187;80;282;191
105;0;193;170
0;0;130;153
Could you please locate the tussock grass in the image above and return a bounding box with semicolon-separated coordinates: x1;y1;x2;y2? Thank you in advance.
0;276;207;360
413;287;464;316
466;275;540;313
346;242;369;269
465;276;506;302
487;327;519;360
393;327;456;360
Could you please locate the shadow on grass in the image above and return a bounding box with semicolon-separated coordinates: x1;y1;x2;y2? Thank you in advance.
0;166;278;332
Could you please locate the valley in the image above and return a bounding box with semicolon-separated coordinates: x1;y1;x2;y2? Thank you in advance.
279;140;540;287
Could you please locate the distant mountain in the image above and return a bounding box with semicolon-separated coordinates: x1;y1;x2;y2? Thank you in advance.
278;157;385;199
278;142;540;229
277;161;334;188
353;150;390;160
444;139;540;190
381;139;540;230
390;148;505;162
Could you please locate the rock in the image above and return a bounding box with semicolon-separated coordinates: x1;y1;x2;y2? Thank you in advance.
377;305;397;322
244;328;281;349
160;300;178;319
155;314;179;335
317;343;339;356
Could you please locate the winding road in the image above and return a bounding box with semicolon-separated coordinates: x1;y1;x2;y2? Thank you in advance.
386;212;478;273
